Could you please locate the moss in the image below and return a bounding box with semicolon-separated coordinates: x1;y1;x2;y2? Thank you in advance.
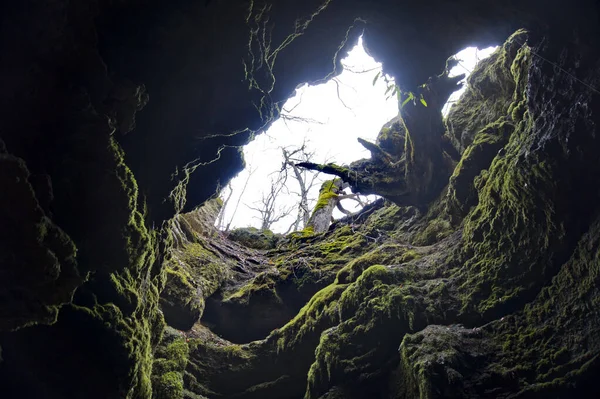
289;225;316;240
335;244;421;284
201;212;386;343
394;324;497;398
304;257;459;399
109;136;157;272
224;270;283;305
152;329;191;399
70;296;165;399
361;203;416;234
316;225;366;261
163;265;198;309
445;29;529;151
457;107;560;316
303;178;344;235
483;216;600;394
280;223;381;293
228;227;280;250
183;331;259;397
376;116;406;157
176;241;230;297
166;336;191;368
443;31;532;223
275;283;347;353
156;372;184;399
55;136;167;398
77;137;166;398
445;119;515;218
438;32;555;319
305;265;402;398
412;218;453;246
313;179;342;212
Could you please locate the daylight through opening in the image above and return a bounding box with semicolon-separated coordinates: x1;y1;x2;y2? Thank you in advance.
216;38;498;234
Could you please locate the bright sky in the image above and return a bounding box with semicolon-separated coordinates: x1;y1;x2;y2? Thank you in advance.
443;46;498;114
217;37;497;234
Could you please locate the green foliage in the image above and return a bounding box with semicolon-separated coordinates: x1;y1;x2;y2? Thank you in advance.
372;72;428;107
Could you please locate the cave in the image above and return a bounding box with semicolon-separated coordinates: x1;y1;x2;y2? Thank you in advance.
213;34;396;235
2;1;600;399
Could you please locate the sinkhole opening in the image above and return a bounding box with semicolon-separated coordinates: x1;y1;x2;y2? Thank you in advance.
215;37;498;235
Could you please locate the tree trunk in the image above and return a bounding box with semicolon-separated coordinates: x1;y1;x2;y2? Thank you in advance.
306;179;343;233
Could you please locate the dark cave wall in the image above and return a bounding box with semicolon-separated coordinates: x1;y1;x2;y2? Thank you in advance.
1;0;599;398
95;0;545;221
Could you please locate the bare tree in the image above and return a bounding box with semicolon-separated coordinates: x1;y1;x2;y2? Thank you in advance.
217;164;257;232
248;141;371;233
247;171;294;230
240;141;324;233
216;182;234;230
217;140;374;234
280;141;322;232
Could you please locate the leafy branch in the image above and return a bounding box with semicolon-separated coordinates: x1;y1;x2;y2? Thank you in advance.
372;72;428;108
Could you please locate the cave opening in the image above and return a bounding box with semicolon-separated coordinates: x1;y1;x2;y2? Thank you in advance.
201;39;503;344
5;0;600;396
215;36;393;235
215;38;498;236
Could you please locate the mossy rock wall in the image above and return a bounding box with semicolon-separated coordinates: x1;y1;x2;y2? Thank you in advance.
1;0;599;398
151;26;600;399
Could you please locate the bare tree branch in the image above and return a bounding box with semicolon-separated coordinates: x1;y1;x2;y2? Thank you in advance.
340;64;380;74
280;114;326;125
224;164;257;232
248;167;292;230
331;78;355;113
216;182;234;230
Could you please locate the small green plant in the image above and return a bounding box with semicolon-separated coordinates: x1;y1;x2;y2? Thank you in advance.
372;72;427;108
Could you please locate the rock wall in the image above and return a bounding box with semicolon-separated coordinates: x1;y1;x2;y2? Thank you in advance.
1;0;599;398
149;22;600;399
